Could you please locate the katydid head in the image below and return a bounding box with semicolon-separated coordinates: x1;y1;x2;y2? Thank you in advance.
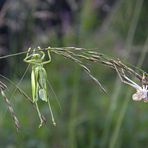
24;47;46;64
30;52;43;61
24;47;51;65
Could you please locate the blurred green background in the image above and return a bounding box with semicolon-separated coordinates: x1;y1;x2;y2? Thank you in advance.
0;0;148;148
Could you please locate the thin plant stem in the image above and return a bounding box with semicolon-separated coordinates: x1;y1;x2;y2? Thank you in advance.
101;0;144;147
110;35;148;148
68;66;80;148
0;51;28;59
109;4;146;146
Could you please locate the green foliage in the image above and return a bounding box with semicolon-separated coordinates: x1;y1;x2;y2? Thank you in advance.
0;0;147;148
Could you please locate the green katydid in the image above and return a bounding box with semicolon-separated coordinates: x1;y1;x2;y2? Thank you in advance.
24;47;56;127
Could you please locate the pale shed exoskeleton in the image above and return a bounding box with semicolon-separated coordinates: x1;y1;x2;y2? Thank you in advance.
114;64;148;102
